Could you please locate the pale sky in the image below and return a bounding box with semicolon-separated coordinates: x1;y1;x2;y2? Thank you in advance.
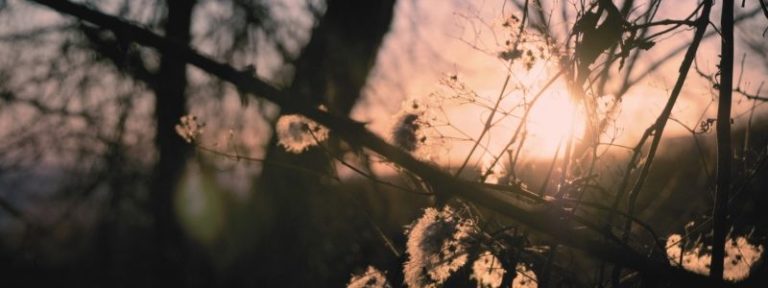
352;0;768;168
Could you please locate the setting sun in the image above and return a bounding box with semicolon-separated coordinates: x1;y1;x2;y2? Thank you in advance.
526;89;585;158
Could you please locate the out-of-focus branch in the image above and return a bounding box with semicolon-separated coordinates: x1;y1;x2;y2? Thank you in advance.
79;24;158;88
0;89;96;124
25;0;739;286
622;7;762;91
759;0;768;20
607;124;654;227
0;195;22;219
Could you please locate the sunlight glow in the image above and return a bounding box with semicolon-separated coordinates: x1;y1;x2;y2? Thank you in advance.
525;90;586;158
405;71;589;167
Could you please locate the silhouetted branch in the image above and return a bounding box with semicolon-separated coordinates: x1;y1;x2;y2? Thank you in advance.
613;0;714;283
668;117;713;179
480;69;565;182
627;19;696;31
736;86;768;101
622;7;763;90
0;89;96;124
79;24;158;88
621;0;713;236
194;144;342;182
607;124;654;228
711;0;735;280
0;195;22;219
455;73;511;177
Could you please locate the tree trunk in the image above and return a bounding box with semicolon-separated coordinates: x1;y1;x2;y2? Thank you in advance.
150;0;196;286
711;0;734;281
254;0;396;286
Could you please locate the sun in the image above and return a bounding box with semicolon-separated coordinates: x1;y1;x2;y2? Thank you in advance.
432;76;587;166
524;89;586;159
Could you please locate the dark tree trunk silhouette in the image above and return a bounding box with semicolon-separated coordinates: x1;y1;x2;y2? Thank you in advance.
150;0;197;286
711;0;734;281
68;1;203;285
254;0;396;286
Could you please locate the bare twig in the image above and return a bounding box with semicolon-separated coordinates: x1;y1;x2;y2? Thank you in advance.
627;19;697;31
455;73;512;176
480;69;565;182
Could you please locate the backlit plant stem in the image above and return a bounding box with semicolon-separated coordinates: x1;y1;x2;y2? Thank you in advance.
711;0;735;281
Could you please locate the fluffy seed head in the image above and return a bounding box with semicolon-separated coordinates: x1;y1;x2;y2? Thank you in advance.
347;266;391;288
404;206;476;287
275;114;329;154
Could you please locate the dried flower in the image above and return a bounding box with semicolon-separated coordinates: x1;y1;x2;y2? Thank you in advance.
390;96;446;160
404;206;476;287
511;263;538;288
393;113;424;152
497;14;554;70
175;114;205;143
438;74;480;103
471;251;506;288
347;266;391;288
275;114;329;154
665;234;764;281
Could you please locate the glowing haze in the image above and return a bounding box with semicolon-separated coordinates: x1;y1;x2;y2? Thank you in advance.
352;0;768;170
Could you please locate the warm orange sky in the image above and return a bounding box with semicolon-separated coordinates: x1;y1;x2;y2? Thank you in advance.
2;0;767;171
352;0;768;167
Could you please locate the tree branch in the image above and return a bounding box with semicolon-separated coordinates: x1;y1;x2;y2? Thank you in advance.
621;0;713;239
0;195;22;219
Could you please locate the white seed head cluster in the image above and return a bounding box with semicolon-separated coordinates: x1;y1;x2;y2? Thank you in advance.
392;112;426;152
346;266;391;288
391;96;446;161
404;206;476;288
436;74;480;105
496;14;555;71
511;263;538;288
275;114;329;154
471;251;506;288
175;114;205;143
665;234;764;281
